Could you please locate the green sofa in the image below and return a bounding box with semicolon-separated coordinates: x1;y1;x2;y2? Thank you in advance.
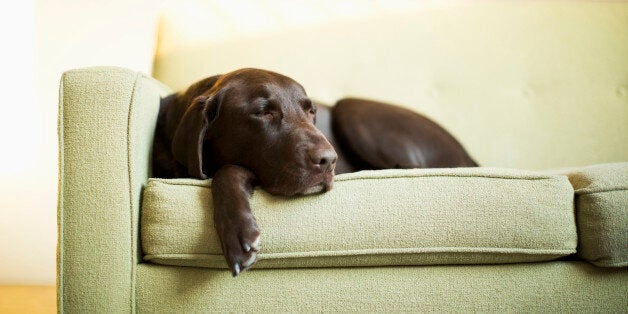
58;66;627;312
58;2;627;312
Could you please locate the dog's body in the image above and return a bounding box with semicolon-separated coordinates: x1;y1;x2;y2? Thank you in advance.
153;68;477;276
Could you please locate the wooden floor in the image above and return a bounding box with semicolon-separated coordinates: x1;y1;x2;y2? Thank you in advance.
0;286;56;314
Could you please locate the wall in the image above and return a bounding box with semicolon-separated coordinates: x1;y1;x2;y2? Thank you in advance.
0;0;165;284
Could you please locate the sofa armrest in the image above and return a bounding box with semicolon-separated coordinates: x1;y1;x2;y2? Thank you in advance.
58;67;171;312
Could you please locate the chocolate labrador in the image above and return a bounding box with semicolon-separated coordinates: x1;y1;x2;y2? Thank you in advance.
153;68;477;276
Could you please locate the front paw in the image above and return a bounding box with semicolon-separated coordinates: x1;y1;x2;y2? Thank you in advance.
214;213;261;277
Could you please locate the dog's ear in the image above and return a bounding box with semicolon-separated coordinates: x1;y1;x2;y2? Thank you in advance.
171;94;221;179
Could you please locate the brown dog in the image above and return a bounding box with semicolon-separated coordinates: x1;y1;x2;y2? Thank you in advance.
153;68;477;276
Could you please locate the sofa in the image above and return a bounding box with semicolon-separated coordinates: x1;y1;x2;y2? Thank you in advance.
57;1;627;312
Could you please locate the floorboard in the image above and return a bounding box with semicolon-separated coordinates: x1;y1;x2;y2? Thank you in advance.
0;286;56;313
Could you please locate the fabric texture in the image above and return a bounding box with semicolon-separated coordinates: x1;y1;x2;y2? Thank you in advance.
547;163;628;267
136;262;628;312
141;168;577;269
58;67;171;312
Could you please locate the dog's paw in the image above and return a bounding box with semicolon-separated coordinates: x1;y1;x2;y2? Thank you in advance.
214;213;261;277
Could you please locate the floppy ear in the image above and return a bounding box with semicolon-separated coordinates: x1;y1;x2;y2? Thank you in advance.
171;94;221;179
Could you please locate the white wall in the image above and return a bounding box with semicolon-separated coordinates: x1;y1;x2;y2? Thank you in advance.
0;0;166;285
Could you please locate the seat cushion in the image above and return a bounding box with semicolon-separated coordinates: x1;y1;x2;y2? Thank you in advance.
548;163;628;267
141;168;576;269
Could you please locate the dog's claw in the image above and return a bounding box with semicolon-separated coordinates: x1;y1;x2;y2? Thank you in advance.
251;236;261;251
243;243;251;252
232;263;241;277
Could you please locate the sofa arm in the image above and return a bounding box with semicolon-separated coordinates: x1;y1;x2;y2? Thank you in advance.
57;67;171;312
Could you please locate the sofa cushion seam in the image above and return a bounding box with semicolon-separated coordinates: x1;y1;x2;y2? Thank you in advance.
146;173;564;189
575;187;628;195
144;247;576;262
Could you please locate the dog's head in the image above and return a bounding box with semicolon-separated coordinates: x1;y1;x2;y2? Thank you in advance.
171;68;337;196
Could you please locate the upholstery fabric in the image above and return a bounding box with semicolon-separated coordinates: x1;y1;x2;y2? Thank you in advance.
58;67;627;313
136;262;628;312
141;168;576;269
153;1;628;170
58;67;171;312
547;163;628;267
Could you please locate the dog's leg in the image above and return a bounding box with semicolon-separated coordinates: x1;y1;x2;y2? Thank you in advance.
211;165;261;277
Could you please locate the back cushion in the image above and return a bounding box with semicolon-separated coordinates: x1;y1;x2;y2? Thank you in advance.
153;1;628;169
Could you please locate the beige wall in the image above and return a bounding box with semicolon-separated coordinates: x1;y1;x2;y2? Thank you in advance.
0;0;165;284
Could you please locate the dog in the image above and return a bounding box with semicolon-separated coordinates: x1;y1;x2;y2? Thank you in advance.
153;68;477;276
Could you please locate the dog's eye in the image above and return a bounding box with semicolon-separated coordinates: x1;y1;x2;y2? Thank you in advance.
306;104;316;116
253;109;274;118
251;99;276;119
301;99;316;116
257;111;274;118
252;106;280;121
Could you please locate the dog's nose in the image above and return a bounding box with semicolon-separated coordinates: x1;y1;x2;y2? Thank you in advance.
310;148;338;172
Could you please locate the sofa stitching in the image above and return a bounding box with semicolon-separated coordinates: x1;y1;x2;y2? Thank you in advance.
334;172;560;182
144;246;576;260
127;71;141;314
145;171;564;189
575;187;628;195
